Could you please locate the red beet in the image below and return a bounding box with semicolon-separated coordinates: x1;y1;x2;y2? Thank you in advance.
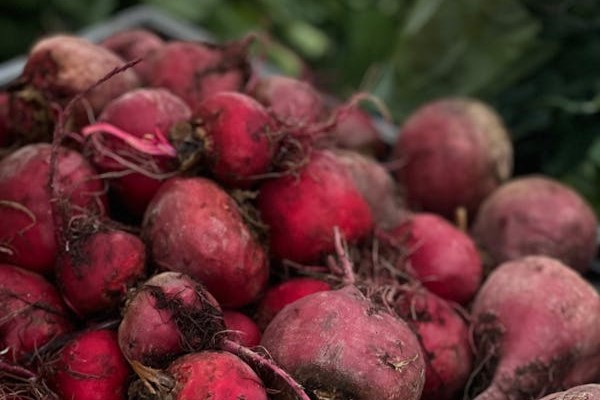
0;144;106;274
386;212;483;304
11;35;139;143
472;175;598;273
175;91;276;187
118;272;225;368
252;75;325;130
223;310;261;347
166;351;268;400
257;149;374;264
48;329;130;400
393;97;513;219
395;286;473;400
83;88;191;216
142;177;269;308
100;29;165;84
0;264;72;364
255;277;331;330
148;40;250;113
56;229;146;317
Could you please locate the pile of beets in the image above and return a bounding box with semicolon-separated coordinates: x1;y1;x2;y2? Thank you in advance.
0;29;599;400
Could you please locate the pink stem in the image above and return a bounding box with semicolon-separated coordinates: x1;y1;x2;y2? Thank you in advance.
82;122;177;158
221;339;311;400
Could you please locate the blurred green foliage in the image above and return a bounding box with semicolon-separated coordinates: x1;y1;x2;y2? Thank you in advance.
1;0;600;215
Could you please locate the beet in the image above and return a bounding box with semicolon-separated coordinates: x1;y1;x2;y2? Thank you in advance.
118;272;224;368
0;264;72;364
261;285;425;400
142;177;269;308
56;228;146;318
472;175;598;273
173;91;276;187
329;105;387;157
165;351;268;400
395;286;473;400
257;149;374;264
11;35;139;143
48;329;130;400
100;29;165;84
255;277;331;330
83;88;191;216
386;212;483;304
223;310;261;347
393;97;513;219
148;39;251;114
251;75;325;130
0;144;106;274
471;256;600;399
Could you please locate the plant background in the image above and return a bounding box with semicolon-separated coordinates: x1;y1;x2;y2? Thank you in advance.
2;0;600;216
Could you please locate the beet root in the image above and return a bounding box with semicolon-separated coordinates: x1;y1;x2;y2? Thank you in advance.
0;143;106;274
223;310;261;347
118;272;225;368
148;39;250;114
0;264;72;364
100;29;165;84
173;91;276;187
471;256;600;400
56;228;146;318
48;329;130;400
394;286;473;400
386;212;483;304
393;97;513;219
11;34;139;143
142;177;269;307
83;87;191;216
472;175;598;273
257;149;374;264
165;351;268;400
538;384;600;400
251;75;325;131
255;277;331;330
261;285;425;400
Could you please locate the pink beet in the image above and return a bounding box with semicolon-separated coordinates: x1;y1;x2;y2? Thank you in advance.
261;285;425;400
472;175;598;273
471;256;600;399
393;97;513;219
83;88;191;216
223;310;261;347
257;149;374;264
48;329;130;400
56;228;146;318
148;39;250;113
142;177;269;308
0;143;106;274
255;277;331;330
